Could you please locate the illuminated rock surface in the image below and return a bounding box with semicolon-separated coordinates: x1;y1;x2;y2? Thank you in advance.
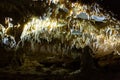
0;0;120;80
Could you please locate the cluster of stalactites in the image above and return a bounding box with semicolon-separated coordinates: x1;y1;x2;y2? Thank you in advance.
20;1;120;57
0;24;16;50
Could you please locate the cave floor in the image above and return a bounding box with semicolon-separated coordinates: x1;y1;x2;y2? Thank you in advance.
0;67;120;80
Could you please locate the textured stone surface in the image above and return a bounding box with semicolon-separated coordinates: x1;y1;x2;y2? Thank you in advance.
0;1;120;79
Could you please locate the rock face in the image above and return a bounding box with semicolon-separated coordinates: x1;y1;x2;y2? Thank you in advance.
0;0;120;76
91;15;105;22
0;32;15;67
2;35;16;50
76;12;89;20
